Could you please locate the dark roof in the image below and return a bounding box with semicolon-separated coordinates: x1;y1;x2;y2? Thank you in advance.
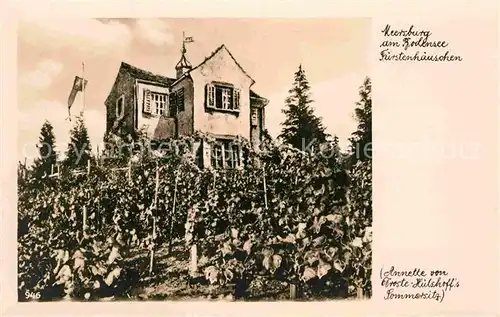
250;90;265;100
175;54;192;69
120;62;176;86
118;46;267;104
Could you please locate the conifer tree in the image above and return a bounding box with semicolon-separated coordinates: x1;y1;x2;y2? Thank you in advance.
279;65;329;151
348;77;372;165
346;76;372;227
64;112;92;169
32;120;58;178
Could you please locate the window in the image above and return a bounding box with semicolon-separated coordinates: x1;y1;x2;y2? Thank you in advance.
143;89;168;116
153;93;167;116
251;108;258;126
210;139;240;168
116;95;125;117
206;83;241;112
211;142;223;168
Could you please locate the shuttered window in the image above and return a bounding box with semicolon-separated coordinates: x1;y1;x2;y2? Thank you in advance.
143;89;168;116
206;84;240;112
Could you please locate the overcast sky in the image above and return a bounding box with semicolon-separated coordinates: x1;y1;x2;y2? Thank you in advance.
17;18;370;162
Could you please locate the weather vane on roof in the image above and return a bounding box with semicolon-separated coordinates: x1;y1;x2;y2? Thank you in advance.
176;32;194;73
182;31;194;54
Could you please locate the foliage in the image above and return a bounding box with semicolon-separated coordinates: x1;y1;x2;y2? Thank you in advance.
278;65;329;150
18;128;372;301
31;120;58;179
348;77;372;165
64;112;93;170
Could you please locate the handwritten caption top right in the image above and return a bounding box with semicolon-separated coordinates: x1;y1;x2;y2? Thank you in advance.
379;24;463;62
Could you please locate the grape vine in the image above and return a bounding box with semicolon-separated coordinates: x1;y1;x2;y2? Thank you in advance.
18;133;372;301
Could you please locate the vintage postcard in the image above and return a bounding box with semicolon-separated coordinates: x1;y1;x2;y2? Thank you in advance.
0;0;498;316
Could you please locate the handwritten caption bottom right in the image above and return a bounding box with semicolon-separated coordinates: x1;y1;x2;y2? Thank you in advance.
380;266;460;302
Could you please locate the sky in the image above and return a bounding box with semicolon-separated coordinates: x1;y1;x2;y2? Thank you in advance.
17;18;370;163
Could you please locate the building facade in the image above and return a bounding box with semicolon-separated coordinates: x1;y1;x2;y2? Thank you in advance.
104;44;268;168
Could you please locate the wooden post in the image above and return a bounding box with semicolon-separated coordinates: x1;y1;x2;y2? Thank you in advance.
149;217;156;275
87;160;91;175
51;164;54;175
96;144;100;164
83;205;87;234
167;170;179;253
289;284;297;299
190;244;198;275
154;162;159;205
356;287;364;299
149;161;160;275
97;198;101;230
262;163;268;209
127;159;132;182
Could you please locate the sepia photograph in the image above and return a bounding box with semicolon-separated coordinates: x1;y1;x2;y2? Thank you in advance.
17;18;372;302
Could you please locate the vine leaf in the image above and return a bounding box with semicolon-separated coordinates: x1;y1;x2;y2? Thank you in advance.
333;260;345;273
301;267;316;282
317;260;331;279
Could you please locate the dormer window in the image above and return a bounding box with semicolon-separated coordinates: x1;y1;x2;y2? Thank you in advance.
206;83;240;112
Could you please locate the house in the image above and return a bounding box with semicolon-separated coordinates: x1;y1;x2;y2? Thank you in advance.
104;44;268;168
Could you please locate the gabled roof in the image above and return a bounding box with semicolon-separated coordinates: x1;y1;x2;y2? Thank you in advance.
120;62;176;86
171;44;257;87
114;46;267;105
190;44;255;85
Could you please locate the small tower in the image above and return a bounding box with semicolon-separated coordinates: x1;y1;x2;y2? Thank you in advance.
175;33;193;78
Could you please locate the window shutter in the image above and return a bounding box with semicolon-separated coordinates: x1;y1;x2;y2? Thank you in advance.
169;92;176;117
233;88;241;110
177;88;185;112
206;84;215;108
143;89;152;113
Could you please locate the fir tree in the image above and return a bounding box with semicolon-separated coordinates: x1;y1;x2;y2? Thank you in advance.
279;65;329;151
64;112;92;169
32;120;58;178
348;77;372;164
328;134;349;206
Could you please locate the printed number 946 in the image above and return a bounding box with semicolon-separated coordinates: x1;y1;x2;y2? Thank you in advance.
25;291;41;300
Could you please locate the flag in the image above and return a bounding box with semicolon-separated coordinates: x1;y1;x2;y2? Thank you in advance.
67;76;87;117
184;36;194;43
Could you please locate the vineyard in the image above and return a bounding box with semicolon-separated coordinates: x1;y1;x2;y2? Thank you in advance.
17;133;372;301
